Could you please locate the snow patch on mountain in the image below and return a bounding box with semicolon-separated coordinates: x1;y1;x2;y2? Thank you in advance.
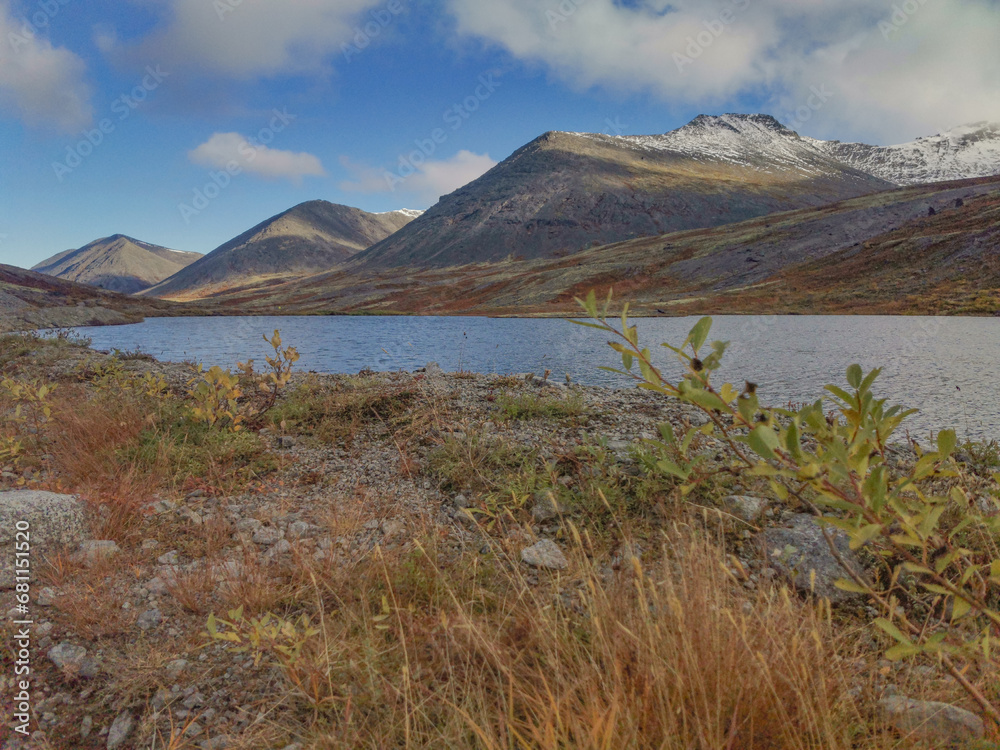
813;122;1000;185
566;114;1000;187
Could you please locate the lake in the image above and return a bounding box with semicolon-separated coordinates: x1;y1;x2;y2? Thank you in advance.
71;314;1000;441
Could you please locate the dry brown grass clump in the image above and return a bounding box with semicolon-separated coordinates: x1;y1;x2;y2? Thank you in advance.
218;527;886;750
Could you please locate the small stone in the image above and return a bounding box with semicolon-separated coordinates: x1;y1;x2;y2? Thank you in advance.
276;436;296;450
879;694;985;745
137;608;163;631
721;495;768;522
185;721;203;737
78;540;120;565
235;518;263;534
141;539;160;551
265;539;293;557
164;659;189;681
453;494;474;509
531;492;567;523
186;488;206;500
182;691;206;709
107;711;135;749
152;687;172;711
287;521;317;539
36;587;57;606
157;550;180;566
521;540;568;570
80;715;93;739
381;519;406;537
252;526;284;545
200;738;230;750
423;362;443;377
48;642;87;671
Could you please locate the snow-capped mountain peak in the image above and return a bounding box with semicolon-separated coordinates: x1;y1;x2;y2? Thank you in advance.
818;121;1000;185
576;113;1000;186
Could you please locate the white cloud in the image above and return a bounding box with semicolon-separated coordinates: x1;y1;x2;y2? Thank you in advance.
0;0;92;132
123;0;393;78
340;150;498;205
189;132;326;183
446;0;1000;143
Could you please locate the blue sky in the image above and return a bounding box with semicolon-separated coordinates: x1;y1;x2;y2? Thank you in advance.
1;0;998;268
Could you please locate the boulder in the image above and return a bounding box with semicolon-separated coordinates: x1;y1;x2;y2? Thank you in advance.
521;540;568;570
0;491;87;589
879;694;985;745
107;711;135;749
760;514;867;604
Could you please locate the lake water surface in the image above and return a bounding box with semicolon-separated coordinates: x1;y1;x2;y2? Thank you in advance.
71;315;1000;441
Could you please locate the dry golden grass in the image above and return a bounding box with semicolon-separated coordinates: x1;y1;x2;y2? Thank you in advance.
237;525;891;750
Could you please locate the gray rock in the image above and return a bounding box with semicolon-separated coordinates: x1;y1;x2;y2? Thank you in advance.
879;694;985;745
48;642;87;671
164;658;189;681
107;711;135;749
235;518;263;534
36;587;57;606
423;362;444;377
80;715;93;739
287;520;317;539
0;491;87;589
276;436;296;449
157;550;180;565
452;494;475;509
78;540;120;565
252;526;284;545
381;519;406;537
200;737;230;750
760;514;867;604
531;492;567;523
137;608;163;631
521;540;568;570
265;539;293;557
722;495;768;522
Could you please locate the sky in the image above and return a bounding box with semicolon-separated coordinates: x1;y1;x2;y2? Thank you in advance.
1;0;998;269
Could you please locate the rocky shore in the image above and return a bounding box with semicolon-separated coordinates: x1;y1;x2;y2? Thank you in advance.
0;337;995;749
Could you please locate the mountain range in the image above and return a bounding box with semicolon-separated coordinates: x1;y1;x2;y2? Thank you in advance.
32;235;202;294
142;202;421;300
24;113;1000;316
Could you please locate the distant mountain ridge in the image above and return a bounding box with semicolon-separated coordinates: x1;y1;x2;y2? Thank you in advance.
355;114;898;269
814;121;1000;186
143;201;421;300
32;235;202;294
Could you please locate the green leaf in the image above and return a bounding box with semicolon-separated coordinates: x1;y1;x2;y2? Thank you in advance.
874;617;911;644
685;317;712;353
656;460;690;480
834;578;870;594
951;596;972;621
937;429;957;458
621;351;634;371
885;643;922;661
849;524;884;550
846;364;863;389
746;425;779;460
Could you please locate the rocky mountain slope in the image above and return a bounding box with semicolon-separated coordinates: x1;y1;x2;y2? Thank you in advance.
816;122;1000;186
0;263;189;331
355;114;895;269
144;202;420;300
193;175;1000;317
32;235;202;295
